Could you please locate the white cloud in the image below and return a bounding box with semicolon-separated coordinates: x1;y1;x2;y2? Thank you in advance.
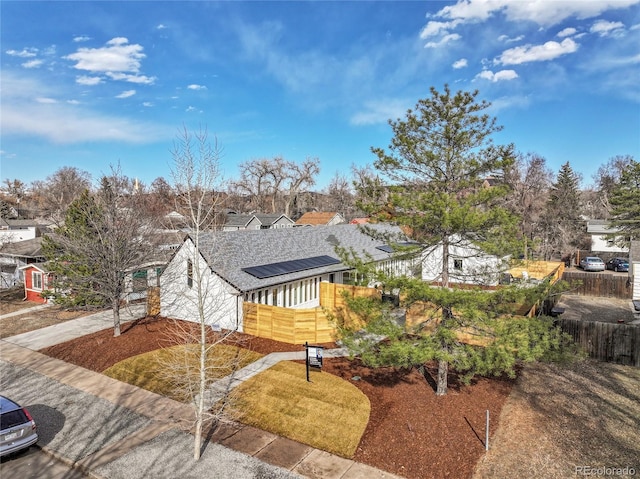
496;38;579;65
1;71;167;144
6;48;38;58
73;35;91;42
187;84;207;90
156;24;167;30
142;102;153;107
452;58;468;69
67;99;80;105
424;33;461;48
557;27;578;38
64;37;148;75
590;19;625;37
36;97;57;104
419;20;461;39
430;0;640;28
22;59;43;69
186;106;197;112
76;75;103;86
116;90;136;99
498;34;524;43
106;72;156;84
475;69;519;82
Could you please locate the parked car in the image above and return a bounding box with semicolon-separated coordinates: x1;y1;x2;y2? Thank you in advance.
579;256;605;272
606;257;629;273
0;396;38;457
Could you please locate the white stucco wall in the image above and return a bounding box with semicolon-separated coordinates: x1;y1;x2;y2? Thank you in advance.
160;240;243;331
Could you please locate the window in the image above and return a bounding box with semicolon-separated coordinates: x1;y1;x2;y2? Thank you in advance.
32;271;43;291
132;270;147;292
453;259;463;271
187;260;193;288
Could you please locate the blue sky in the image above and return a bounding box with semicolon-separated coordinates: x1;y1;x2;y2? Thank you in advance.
1;1;639;190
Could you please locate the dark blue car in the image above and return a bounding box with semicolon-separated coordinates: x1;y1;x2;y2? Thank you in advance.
606;257;629;273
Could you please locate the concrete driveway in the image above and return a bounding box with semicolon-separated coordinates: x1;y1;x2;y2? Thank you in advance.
556;294;638;324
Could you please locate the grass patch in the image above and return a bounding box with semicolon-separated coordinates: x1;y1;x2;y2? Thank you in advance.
103;344;263;402
230;361;370;458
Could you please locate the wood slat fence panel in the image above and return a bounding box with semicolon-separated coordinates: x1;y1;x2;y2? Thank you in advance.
560;318;639;367
562;271;631;299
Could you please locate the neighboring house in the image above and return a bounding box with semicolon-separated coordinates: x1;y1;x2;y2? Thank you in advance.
421;236;509;286
0;219;49;244
295;212;345;227
20;263;54;303
350;218;370;225
586;220;629;254
223;213;295;231
0;237;46;288
160;224;415;331
630;240;640;303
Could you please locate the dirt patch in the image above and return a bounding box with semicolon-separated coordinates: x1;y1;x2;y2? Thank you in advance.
40;316;513;479
474;360;640;478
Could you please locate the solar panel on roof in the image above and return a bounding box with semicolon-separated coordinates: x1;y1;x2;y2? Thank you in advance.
376;242;421;253
242;255;341;279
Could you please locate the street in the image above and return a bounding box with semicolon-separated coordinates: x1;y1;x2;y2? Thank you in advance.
1;446;87;478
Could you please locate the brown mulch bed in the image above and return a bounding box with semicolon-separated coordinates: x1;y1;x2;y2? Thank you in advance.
40;316;514;479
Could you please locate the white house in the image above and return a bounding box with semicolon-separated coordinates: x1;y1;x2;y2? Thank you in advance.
160;224;414;331
630;240;640;304
0;219;49;244
421;235;509;286
0;237;46;288
586;220;629;254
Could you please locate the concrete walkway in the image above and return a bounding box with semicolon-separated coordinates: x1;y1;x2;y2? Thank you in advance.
0;308;400;479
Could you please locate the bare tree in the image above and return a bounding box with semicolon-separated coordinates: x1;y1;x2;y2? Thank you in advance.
162;126;236;460
231;156;320;215
231;158;274;212
31;166;92;225
320;171;355;219
504;153;553;259
43;166;156;336
591;154;635;219
284;157;320;217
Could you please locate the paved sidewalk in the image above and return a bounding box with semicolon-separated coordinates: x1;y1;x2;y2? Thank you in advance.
0;309;400;479
0;302;54;319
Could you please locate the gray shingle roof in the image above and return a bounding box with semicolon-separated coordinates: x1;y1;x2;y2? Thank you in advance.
191;223;406;292
224;213;292;228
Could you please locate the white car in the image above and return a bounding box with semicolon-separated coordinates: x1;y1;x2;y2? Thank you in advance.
0;396;38;457
579;256;605;272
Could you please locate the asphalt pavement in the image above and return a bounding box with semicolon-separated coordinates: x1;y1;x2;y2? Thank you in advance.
0;305;399;479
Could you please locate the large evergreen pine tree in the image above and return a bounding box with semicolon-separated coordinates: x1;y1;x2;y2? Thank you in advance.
608;159;640;245
336;86;568;395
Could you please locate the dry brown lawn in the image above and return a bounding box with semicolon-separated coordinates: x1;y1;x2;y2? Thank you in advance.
474;360;640;478
0;287;90;339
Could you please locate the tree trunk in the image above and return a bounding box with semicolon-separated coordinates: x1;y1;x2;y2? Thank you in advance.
112;299;121;337
194;301;207;460
436;359;448;396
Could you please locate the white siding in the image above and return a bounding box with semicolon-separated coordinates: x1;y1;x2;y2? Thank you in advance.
590;234;628;254
421;240;507;286
160;240;243;331
633;262;640;301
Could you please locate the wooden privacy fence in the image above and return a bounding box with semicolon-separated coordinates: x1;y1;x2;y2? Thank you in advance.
243;283;380;344
560;318;640;367
562;271;631;299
